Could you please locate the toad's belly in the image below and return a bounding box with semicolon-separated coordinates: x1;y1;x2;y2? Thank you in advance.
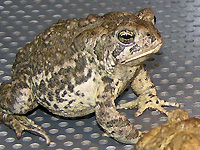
36;75;98;117
39;89;97;117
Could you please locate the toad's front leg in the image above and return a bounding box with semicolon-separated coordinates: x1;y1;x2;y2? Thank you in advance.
95;82;144;144
117;65;179;116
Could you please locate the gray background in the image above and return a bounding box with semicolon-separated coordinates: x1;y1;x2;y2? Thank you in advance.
0;0;200;149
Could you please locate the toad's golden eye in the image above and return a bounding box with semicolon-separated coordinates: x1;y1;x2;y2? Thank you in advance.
118;30;135;44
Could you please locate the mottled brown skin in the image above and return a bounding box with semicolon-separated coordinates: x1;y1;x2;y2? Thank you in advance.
135;109;200;150
0;8;179;145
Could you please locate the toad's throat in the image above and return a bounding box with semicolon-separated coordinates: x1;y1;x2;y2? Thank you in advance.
121;43;162;64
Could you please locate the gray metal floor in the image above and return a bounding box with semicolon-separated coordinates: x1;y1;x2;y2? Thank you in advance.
0;0;200;149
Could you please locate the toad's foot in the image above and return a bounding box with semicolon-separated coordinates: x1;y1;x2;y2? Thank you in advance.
117;94;180;117
0;113;50;145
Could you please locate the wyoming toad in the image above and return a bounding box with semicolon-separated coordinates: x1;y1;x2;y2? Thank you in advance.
0;8;179;145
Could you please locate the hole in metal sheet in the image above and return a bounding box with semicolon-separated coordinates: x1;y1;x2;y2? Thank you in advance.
73;134;83;139
99;139;108;145
176;90;185;96
124;145;134;150
0;131;8;136
56;135;66;140
106;146;116;150
142;118;151;123
128;118;135;124
184;84;193;89
90;133;100;139
134;124;142;130
168;73;177;78
89;147;98;150
64;141;73;147
168;85;177;90
22;136;32;142
0;145;5;150
30;143;40;148
76;121;85;126
159;117;167;122
151;123;159;128
193;102;200;107
12;144;22;149
151;111;160;116
58;122;68;127
5;137;15;143
176;78;185;83
48;142;56;147
41;123;51;128
65;128;75;133
81;140;91;146
83;127;92;132
49;129;59;134
34;116;44;122
193;78;200;82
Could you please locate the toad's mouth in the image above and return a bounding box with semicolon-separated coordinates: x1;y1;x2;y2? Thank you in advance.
121;42;162;64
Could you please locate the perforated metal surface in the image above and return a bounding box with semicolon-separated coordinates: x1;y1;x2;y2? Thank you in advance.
0;0;200;149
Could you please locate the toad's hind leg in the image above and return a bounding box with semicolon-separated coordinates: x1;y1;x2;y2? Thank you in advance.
0;77;50;145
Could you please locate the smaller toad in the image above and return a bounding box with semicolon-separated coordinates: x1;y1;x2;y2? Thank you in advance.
135;109;200;150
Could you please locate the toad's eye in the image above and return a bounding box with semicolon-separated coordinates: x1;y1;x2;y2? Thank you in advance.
118;30;135;44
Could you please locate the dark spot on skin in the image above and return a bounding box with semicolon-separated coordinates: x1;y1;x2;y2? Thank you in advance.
150;85;155;88
43;97;51;106
45;70;49;76
53;104;59;109
48;73;61;88
39;79;47;94
81;93;85;97
75;69;92;85
68;84;74;93
55;89;60;94
112;44;124;58
148;94;155;98
156;100;159;104
145;100;152;104
57;97;66;103
48;92;54;101
62;91;67;97
89;57;95;63
38;69;43;74
75;90;81;96
151;35;156;43
28;97;32;102
104;84;112;92
74;56;87;73
68;99;75;105
101;76;113;83
58;68;68;75
116;81;119;86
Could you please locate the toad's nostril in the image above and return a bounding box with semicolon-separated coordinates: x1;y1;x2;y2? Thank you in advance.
151;35;156;43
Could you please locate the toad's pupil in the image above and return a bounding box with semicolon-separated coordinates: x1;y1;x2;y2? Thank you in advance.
122;34;133;39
